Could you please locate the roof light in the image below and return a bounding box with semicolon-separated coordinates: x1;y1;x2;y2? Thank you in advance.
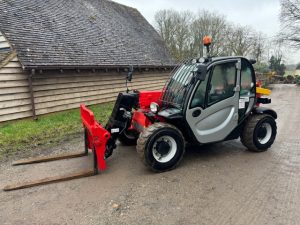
203;36;212;46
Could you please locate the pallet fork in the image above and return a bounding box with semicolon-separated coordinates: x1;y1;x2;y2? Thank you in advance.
3;105;111;191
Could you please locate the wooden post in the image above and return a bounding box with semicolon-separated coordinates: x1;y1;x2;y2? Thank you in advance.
28;69;37;120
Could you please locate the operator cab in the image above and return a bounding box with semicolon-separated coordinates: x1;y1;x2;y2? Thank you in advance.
185;56;256;143
129;36;276;172
157;38;257;144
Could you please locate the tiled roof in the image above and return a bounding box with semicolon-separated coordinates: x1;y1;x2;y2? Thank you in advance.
0;0;174;69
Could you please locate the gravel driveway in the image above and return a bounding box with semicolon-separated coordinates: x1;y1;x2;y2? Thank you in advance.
1;84;299;225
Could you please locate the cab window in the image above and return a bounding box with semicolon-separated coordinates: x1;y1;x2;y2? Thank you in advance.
208;62;236;105
240;59;255;96
190;73;209;108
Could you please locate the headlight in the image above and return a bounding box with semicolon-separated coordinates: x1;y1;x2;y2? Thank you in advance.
150;102;159;114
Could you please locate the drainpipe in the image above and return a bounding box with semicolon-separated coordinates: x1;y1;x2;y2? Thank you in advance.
28;69;37;120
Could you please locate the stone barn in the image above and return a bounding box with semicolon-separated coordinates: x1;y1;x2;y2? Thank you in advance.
0;0;174;122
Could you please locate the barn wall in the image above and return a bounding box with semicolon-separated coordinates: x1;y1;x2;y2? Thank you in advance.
0;32;32;122
0;64;170;122
32;70;170;115
0;56;32;122
0;32;171;123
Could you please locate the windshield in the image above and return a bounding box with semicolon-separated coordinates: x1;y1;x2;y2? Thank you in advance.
161;62;198;108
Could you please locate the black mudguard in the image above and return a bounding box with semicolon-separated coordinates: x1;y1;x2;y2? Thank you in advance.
252;107;277;119
157;107;183;120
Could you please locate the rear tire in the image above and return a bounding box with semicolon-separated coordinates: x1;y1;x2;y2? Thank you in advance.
136;123;185;172
241;114;277;152
118;130;139;146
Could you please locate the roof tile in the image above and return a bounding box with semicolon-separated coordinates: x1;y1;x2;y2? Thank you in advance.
0;0;174;69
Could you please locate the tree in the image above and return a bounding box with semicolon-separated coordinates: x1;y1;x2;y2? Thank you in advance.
154;8;271;63
190;10;228;57
250;32;266;64
154;10;193;61
226;25;256;56
253;62;270;73
269;55;286;75
279;0;300;48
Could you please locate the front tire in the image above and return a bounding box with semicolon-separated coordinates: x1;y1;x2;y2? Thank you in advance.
241;114;277;152
136;123;185;172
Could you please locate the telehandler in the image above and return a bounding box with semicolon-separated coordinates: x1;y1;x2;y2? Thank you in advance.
4;37;277;191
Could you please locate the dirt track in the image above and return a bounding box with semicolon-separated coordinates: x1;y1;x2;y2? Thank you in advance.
1;84;300;225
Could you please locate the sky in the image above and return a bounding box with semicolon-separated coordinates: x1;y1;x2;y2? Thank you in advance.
113;0;300;65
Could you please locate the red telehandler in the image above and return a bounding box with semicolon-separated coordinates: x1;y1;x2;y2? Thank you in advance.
4;37;277;191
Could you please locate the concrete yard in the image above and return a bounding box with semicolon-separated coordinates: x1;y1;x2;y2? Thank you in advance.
1;84;299;225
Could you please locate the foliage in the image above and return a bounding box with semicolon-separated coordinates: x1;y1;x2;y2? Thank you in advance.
269;55;286;75
295;75;300;84
189;10;228;57
254;62;270;73
155;10;193;61
279;0;300;48
154;9;267;63
0;103;113;160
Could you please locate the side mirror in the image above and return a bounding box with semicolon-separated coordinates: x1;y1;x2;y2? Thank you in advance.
196;65;207;81
127;66;133;82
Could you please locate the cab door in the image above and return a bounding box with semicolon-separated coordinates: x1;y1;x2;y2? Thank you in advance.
186;59;241;144
238;58;256;121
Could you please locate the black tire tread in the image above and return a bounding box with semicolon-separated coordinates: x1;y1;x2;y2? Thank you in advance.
241;114;276;152
136;122;185;172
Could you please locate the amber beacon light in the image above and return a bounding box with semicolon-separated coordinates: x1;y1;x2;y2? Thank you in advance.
203;36;212;46
203;36;212;56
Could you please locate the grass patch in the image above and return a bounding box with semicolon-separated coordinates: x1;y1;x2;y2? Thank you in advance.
0;102;113;160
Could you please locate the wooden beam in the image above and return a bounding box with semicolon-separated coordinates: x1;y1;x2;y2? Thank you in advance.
0;111;33;123
0;50;17;69
0;104;32;117
28;69;37;120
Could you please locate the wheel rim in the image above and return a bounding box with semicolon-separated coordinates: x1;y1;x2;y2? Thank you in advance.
257;122;272;145
152;135;177;163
